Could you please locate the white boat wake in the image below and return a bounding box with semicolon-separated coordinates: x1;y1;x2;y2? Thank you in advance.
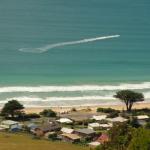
19;35;120;53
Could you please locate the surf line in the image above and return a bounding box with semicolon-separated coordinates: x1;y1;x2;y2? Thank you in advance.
19;35;120;53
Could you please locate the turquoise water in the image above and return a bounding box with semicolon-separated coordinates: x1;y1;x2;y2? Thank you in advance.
0;0;150;106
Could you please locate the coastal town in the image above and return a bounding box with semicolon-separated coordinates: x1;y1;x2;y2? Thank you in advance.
0;90;150;150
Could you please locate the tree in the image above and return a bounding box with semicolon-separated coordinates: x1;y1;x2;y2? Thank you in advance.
128;128;150;150
114;90;144;112
40;109;56;117
1;100;24;118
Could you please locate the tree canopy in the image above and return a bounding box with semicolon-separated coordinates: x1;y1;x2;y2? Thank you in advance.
40;109;56;117
1;100;24;118
114;90;144;111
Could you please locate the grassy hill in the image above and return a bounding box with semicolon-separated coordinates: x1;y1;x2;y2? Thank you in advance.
0;132;88;150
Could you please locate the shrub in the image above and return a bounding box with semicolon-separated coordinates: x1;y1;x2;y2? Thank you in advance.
128;117;141;128
71;107;77;112
145;122;150;129
25;113;40;119
97;108;119;113
107;111;119;118
48;133;57;141
40;109;57;117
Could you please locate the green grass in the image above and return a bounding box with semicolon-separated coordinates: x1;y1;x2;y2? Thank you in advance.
0;132;89;150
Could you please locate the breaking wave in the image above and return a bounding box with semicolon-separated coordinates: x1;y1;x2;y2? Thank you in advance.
0;82;150;93
19;35;120;53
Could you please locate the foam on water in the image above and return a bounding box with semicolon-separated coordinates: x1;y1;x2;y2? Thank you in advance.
0;82;150;93
19;35;120;53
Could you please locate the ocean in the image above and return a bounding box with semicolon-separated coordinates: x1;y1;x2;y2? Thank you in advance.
0;0;150;107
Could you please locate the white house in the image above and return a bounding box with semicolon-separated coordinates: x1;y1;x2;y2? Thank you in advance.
88;123;100;130
0;120;21;131
136;115;149;120
107;117;128;123
99;123;113;129
61;127;74;134
57;118;73;124
92;115;107;121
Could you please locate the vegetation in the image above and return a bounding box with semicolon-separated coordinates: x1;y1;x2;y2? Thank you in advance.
1;100;24;118
97;123;150;150
114;90;144;112
97;107;120;113
0;133;88;150
128;128;150;150
48;133;58;141
40;109;57;117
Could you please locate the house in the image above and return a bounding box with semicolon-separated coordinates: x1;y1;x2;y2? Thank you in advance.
136;115;149;120
107;117;128;123
99;123;112;129
74;128;95;139
27;123;38;132
88;123;100;130
88;141;100;148
136;115;149;126
92;115;107;121
61;127;74;134
60;133;81;143
33;128;44;137
57;118;73;124
0;120;21;131
41;121;61;133
97;133;109;144
137;120;147;126
33;121;61;136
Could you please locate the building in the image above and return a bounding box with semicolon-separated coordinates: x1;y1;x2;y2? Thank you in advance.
61;127;74;134
0;120;21;131
99;123;112;129
107;117;128;123
32;121;60;136
57;118;73;124
97;133;109;144
60;133;81;143
136;115;149;120
92;115;107;121
40;121;61;133
88;123;100;130
74;128;95;139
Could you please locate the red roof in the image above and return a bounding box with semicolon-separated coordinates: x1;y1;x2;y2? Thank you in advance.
97;133;109;143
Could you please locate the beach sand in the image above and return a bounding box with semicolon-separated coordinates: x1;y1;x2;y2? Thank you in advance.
24;102;150;114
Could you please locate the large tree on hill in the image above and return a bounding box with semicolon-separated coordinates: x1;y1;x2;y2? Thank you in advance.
1;100;24;118
114;90;144;112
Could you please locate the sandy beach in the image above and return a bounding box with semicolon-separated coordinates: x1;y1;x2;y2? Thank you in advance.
24;102;150;114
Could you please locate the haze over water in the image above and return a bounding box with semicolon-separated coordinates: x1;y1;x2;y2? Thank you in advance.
0;0;150;107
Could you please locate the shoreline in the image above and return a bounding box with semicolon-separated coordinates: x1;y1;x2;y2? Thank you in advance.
23;102;150;114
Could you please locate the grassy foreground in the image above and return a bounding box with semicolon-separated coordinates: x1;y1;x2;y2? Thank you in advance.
0;133;88;150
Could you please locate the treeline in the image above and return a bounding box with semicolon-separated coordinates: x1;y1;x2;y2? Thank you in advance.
96;123;150;150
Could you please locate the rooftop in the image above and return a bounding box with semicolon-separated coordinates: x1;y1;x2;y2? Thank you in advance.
1;120;18;125
92;115;107;121
75;128;95;135
61;127;74;134
61;133;81;140
136;115;149;120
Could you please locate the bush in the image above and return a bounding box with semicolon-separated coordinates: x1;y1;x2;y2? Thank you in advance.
145;122;150;129
48;133;57;141
131;108;150;116
40;109;57;117
71;107;77;112
128;117;141;128
97;108;120;113
25;113;40;119
107;111;119;118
